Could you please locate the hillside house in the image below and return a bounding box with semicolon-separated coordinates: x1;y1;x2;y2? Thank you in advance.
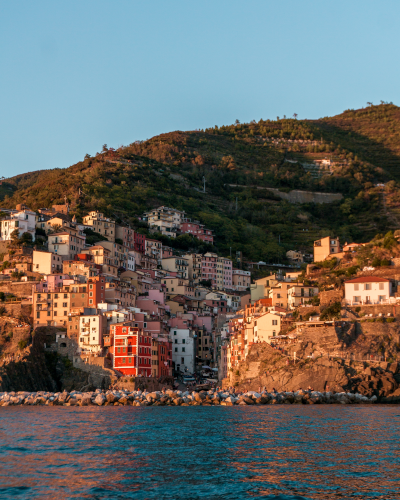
313;236;340;262
344;276;395;305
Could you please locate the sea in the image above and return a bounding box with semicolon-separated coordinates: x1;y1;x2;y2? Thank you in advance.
0;405;399;499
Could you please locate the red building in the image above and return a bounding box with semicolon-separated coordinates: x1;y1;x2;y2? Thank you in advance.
87;275;106;307
112;323;152;376
134;232;146;253
158;339;172;377
181;219;213;244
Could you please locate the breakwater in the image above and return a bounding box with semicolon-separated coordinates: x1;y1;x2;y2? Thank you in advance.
0;388;378;406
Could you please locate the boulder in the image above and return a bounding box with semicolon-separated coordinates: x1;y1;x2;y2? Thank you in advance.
94;394;106;406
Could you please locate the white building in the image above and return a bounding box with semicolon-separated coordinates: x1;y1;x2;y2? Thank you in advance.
0;209;37;242
170;327;195;374
143;206;185;238
78;314;106;353
344;277;394;305
127;251;135;272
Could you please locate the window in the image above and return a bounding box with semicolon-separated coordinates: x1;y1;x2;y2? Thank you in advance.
174;330;177;335
182;339;185;344
63;302;67;307
354;284;359;291
122;358;126;364
175;347;178;352
353;296;361;303
36;312;40;318
64;294;67;298
93;337;95;340
174;339;177;344
379;283;384;290
365;284;371;290
272;320;278;326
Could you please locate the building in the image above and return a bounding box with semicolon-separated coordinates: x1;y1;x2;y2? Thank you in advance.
83;211;115;242
112;324;152;377
344;277;395;305
180;219;214;244
170;327;196;374
232;269;251;291
143;206;185;237
201;252;218;286
97;240;129;269
145;239;162;264
115;225;135;250
78;313;106;354
80;246;119;278
287;284;319;309
63;259;98;279
313;236;340;262
286;250;303;264
161;257;189;279
33;250;63;274
134;232;146;253
87;276;106;307
0;209;36;242
48;232;85;260
217;257;232;288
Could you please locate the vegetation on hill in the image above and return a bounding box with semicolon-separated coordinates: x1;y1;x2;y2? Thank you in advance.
1;103;400;263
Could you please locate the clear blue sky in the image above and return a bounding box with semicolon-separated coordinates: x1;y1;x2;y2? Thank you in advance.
1;1;399;177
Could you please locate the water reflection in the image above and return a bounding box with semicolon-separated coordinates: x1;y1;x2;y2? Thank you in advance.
0;406;399;499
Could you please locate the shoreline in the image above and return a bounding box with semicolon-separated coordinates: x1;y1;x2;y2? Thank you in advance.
0;388;380;407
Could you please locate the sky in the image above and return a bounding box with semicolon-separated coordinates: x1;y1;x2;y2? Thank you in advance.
1;1;399;177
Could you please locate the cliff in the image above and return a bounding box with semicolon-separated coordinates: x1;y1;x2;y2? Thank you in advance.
0;325;113;392
224;320;400;401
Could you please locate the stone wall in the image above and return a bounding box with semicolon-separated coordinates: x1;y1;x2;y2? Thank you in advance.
348;304;399;317
320;289;343;307
264;188;343;204
0;281;39;298
115;377;174;392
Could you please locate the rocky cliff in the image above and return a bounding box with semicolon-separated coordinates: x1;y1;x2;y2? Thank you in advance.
0;325;113;392
224;320;400;402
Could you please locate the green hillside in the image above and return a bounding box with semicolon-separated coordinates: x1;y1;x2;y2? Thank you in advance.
1;103;400;263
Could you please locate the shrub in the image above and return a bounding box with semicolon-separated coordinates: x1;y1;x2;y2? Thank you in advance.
129;377;135;382
0;306;6;316
320;301;341;320
367;318;375;322
355;306;361;312
386;317;395;323
17;340;28;350
235;370;240;376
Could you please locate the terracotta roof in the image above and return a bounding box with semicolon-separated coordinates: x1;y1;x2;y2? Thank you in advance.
345;276;390;283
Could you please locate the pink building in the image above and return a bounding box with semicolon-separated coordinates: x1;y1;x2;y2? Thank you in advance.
201;252;218;285
181;219;213;244
35;274;72;292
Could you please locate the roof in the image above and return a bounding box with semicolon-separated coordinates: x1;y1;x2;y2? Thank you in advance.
345;276;390;283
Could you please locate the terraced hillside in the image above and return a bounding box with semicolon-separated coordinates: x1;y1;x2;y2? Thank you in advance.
1;104;400;262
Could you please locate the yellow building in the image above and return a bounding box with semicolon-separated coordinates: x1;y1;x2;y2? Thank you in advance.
313;236;340;262
83;211;115;242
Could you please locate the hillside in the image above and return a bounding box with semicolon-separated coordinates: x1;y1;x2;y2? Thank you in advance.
2;103;400;262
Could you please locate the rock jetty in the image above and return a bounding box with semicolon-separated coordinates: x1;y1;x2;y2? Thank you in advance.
0;388;378;406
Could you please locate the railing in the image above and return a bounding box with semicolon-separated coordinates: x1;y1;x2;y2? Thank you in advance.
345;298;397;306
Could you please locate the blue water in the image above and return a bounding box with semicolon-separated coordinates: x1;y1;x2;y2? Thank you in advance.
0;406;400;499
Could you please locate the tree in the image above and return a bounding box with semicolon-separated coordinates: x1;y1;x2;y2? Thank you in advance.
293;113;298;119
19;232;33;246
10;229;20;246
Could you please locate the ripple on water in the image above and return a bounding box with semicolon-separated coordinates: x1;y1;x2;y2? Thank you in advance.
0;406;399;499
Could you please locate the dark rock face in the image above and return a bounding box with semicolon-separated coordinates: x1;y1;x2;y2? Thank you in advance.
0;327;111;393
